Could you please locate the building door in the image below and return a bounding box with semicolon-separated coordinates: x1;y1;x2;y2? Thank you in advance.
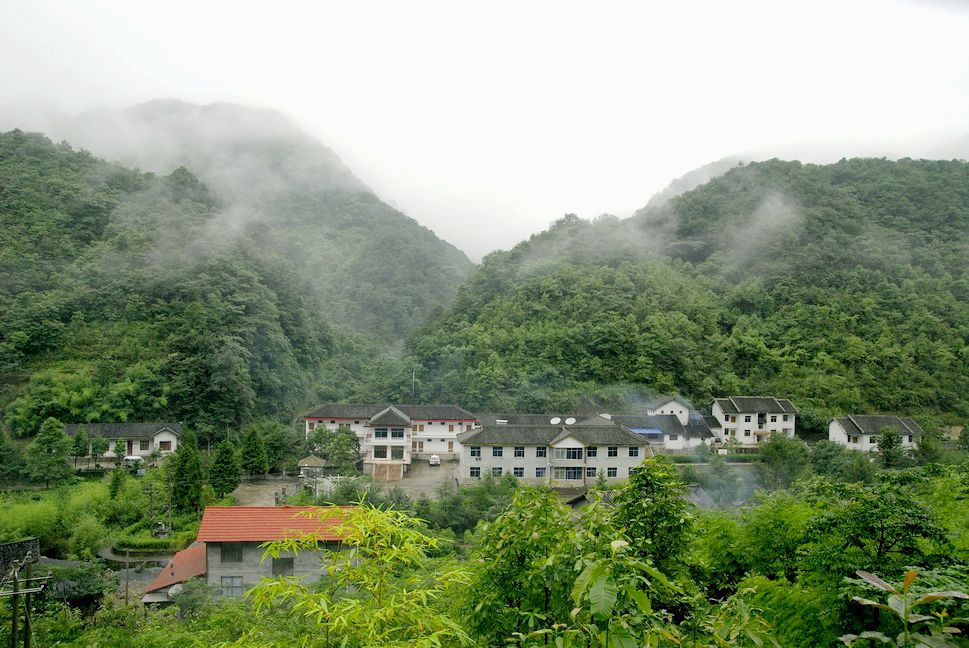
448;441;453;453
126;440;133;455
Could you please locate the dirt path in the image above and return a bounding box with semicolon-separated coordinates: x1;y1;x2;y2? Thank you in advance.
231;478;299;506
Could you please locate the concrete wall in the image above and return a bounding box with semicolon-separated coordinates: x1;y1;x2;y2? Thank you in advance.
648;399;691;426
205;541;330;594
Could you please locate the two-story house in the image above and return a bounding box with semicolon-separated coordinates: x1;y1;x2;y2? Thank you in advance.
303;404;477;481
196;506;346;596
65;422;180;458
828;415;922;451
457;414;652;486
711;396;798;448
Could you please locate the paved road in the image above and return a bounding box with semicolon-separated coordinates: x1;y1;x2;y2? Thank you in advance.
382;460;458;499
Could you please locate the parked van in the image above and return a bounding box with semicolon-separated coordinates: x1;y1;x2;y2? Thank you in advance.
121;456;144;469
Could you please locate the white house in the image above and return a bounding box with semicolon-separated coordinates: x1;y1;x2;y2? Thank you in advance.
828;415;922;451
65;422;180;458
611;413;715;451
303;404;477;481
711;396;798;447
644;397;692;426
457;414;652;486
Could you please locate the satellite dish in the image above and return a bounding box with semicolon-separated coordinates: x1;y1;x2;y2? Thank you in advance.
565;417;576;425
549;417;561;425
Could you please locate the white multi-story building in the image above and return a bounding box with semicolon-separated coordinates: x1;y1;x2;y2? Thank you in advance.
457;414;652;486
644;397;692;426
828;415;922;451
303;404;477;481
711;396;798;447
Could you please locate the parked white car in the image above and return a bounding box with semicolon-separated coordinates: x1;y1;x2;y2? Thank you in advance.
428;454;441;466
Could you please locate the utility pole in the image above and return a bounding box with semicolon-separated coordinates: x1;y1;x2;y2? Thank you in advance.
124;550;130;606
411;369;416;399
22;563;31;648
9;568;17;648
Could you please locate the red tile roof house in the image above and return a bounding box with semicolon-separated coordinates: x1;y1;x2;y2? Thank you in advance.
196;506;346;596
141;542;208;605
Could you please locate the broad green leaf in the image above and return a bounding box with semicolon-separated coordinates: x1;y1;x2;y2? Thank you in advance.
590;573;618;619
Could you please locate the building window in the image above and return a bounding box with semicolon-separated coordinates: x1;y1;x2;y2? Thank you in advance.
492;447;503;457
586;467;597;477
607;467;618;478
744;415;751;422
514;446;525;457
373;446;388;459
492;467;503;477
440;422;446;425
375;428;388;439
553;447;583;460
391;428;405;438
449;424;455;432
355;421;360;425
466;424;472;431
628;467;637;476
330;420;336;424
728;429;736;437
221;576;243;596
272;557;294;577
470;467;480;478
783;414;789;422
783;428;792;435
411;424;418;432
391;446;404;460
139;439;150;451
668;434;678;441
607;446;618;457
536;446;547;458
907;435;914;443
628;447;639;457
730;416;737;423
535;466;546;478
470;446;481;457
513;467;524;477
586;446;597;458
744;430;751;437
770;415;777;423
220;544;243;563
159;441;172;451
553;467;583;480
419;424;425;432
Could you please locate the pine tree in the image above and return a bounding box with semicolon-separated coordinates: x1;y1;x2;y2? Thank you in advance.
90;434;109;465
209;441;241;498
240;427;269;477
71;427;89;467
0;429;24;482
26;417;72;488
171;443;204;513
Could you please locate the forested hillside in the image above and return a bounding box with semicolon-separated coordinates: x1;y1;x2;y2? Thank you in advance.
404;158;969;428
40;100;474;343
0;130;334;438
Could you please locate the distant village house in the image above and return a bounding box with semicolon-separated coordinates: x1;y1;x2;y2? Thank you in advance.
65;422;180;457
828;415;922;451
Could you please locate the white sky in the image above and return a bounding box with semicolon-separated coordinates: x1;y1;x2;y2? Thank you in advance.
2;0;968;260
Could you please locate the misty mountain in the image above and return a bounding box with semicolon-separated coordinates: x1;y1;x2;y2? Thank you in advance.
0;130;333;438
402;158;969;429
38;100;473;343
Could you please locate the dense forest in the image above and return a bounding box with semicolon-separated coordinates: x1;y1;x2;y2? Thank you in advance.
402;158;969;430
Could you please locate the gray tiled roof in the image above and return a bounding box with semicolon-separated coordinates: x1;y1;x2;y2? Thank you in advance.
457;425;562;446
64;423;181;439
834;415;924;437
703;415;722;430
475;413;576;426
298;455;327;467
368;406;411;426
684;412;715;439
305;403;476;421
612;415;685;438
714;396;798;414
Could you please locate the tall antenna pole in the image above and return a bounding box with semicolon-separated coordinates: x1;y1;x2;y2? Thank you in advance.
411;369;416;399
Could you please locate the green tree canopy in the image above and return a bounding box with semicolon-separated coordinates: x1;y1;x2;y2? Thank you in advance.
26;417;72;488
